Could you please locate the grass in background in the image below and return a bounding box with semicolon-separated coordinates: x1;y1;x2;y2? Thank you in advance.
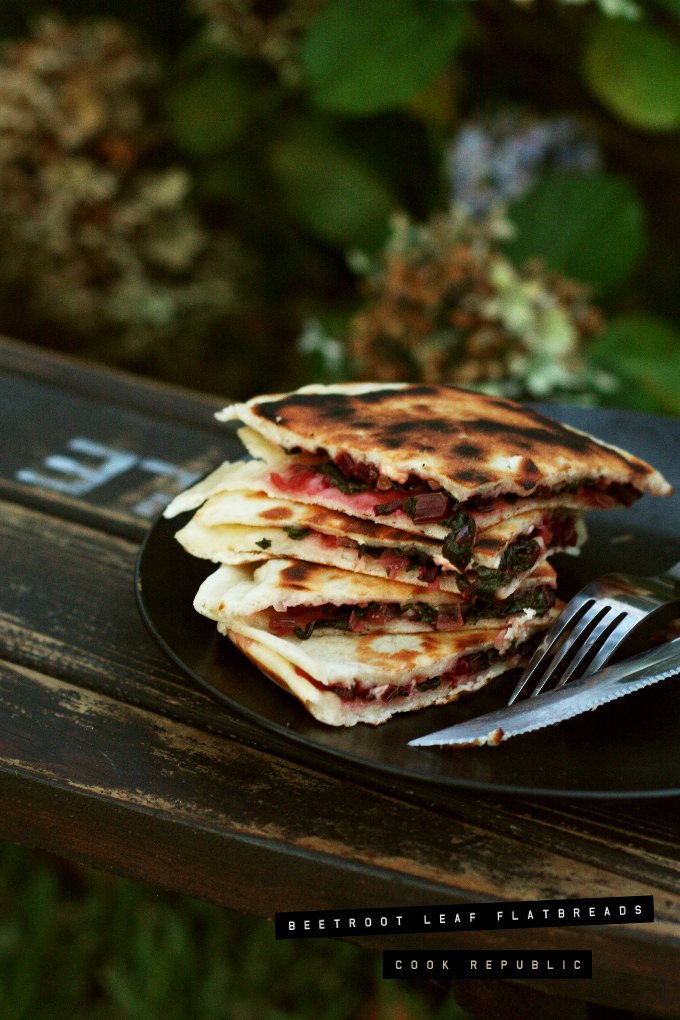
0;841;472;1020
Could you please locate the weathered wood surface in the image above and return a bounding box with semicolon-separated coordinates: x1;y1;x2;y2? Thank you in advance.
1;657;680;1015
0;362;240;539
2;334;680;1016
0;333;227;429
3;497;680;896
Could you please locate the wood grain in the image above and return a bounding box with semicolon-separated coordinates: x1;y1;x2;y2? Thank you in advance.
0;369;241;537
0;333;229;430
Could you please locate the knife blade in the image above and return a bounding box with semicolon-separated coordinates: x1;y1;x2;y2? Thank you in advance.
408;635;680;747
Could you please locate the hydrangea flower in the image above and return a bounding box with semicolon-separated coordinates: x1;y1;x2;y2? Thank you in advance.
445;110;602;215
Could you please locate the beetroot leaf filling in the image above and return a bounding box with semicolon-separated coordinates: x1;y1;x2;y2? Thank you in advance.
276;449;641;518
273;510;578;590
267;585;556;640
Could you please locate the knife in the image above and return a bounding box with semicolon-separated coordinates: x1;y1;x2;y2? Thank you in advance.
408;635;680;747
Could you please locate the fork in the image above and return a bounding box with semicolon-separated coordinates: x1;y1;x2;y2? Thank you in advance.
508;559;680;705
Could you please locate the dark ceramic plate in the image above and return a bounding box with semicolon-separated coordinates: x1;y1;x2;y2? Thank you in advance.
136;405;680;798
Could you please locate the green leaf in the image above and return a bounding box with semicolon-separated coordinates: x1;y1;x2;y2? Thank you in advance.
504;171;646;293
270;127;396;249
167;67;248;156
302;0;469;115
583;17;680;131
588;314;680;415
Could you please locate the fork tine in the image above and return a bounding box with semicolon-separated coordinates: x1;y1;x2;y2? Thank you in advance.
507;598;596;704
553;611;628;690
581;614;640;677
507;643;548;705
528;605;612;698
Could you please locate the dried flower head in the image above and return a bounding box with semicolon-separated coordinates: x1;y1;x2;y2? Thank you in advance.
194;0;327;84
348;207;614;401
0;15;246;369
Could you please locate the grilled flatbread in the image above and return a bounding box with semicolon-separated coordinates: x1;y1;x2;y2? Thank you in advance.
226;609;558;726
175;513;574;598
215;383;671;501
164;425;637;539
163;383;671;729
195;559;560;634
180;489;584;576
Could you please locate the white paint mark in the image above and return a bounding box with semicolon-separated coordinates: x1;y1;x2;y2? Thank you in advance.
132;459;201;518
16;438;200;517
17;438;138;497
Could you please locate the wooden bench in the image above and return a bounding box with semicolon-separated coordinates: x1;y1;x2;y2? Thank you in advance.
1;334;679;1018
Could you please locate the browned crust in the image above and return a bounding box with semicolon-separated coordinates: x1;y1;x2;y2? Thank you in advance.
223;383;672;500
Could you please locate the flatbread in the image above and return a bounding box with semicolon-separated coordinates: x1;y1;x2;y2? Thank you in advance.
195;559;560;633
162;380;672;729
178;490;585;573
164;426;630;537
193;487;451;543
225;610;557;726
174;516;572;598
215;383;671;501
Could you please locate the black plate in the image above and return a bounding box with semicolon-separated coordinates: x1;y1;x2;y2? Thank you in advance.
136;405;680;798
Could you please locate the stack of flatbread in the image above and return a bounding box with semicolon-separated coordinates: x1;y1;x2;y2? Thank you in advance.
165;383;671;726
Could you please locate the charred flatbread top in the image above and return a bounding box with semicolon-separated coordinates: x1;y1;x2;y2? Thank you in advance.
217;383;671;502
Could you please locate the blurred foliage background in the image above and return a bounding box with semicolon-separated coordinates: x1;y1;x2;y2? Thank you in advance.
0;840;477;1020
1;0;680;413
2;1;680;1016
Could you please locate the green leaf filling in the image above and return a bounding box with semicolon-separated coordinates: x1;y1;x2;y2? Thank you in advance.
284;526;312;540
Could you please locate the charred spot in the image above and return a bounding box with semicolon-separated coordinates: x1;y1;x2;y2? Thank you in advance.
281;562;311;583
426;417;458;435
467;406;644;469
256;393;356;422
464;416;597;454
521;456;542;491
380;420;420;436
382;438;402;449
352;519;379;536
404;385;439;397
481;396;518;411
457;469;492;483
360;385;437;403
519;457;541;480
260;506;294;520
379;417;458;440
453;442;482;458
351;421;375;429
